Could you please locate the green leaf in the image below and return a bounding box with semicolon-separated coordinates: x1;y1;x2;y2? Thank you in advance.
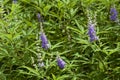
52;73;57;80
51;41;64;50
20;66;40;76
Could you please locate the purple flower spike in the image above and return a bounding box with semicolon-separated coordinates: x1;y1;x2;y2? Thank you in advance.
88;24;98;42
110;7;118;21
57;57;66;69
40;32;50;49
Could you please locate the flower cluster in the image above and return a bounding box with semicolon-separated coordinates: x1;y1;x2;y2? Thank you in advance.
110;7;118;21
40;32;50;49
37;13;44;22
57;57;66;69
88;23;98;42
37;53;45;68
37;13;50;50
37;13;41;22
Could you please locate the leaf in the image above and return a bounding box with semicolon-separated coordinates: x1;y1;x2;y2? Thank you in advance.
0;72;6;80
67;26;82;34
27;48;37;55
57;75;69;80
20;66;40;76
98;61;105;72
75;19;85;34
52;73;57;80
0;8;4;13
0;47;10;60
51;41;64;50
43;5;51;15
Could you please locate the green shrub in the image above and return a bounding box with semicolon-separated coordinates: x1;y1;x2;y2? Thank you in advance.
0;0;120;80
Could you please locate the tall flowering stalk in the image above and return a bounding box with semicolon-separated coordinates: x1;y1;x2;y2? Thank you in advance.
57;56;66;69
37;13;50;49
110;6;118;21
87;11;98;42
35;13;46;69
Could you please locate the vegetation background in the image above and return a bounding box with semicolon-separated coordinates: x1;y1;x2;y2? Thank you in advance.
0;0;120;80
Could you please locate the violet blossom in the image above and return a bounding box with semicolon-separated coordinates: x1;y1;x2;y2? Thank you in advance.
110;7;118;21
57;57;66;69
37;13;44;22
40;32;50;49
88;24;98;42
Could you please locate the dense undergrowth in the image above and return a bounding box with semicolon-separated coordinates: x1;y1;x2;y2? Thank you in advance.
0;0;120;80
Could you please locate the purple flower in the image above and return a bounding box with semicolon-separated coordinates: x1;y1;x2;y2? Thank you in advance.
40;32;50;49
88;24;98;42
13;0;17;4
57;57;66;69
37;13;44;22
110;7;118;21
37;13;41;22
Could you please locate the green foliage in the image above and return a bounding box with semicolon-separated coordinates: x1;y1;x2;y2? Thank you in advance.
0;0;120;80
